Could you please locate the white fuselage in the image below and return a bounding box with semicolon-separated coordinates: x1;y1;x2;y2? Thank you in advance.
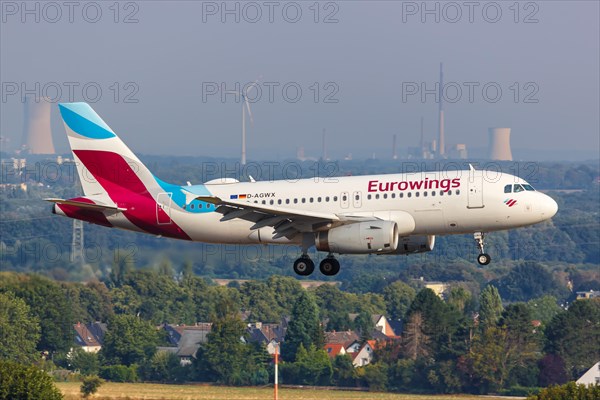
140;169;558;246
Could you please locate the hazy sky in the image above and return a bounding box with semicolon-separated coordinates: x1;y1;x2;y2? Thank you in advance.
1;1;599;160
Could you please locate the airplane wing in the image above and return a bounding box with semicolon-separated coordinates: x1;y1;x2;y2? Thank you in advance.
192;195;376;239
44;198;127;212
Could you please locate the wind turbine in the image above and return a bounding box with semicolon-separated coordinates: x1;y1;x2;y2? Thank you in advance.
229;81;258;166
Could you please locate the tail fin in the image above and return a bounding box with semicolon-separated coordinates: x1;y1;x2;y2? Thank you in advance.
59;103;161;198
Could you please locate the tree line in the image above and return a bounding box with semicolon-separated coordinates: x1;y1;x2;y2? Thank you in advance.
1;267;598;395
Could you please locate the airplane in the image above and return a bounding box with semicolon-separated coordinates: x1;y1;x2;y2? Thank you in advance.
47;103;559;276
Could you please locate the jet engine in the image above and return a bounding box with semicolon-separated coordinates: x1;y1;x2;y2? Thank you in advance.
389;235;436;254
315;220;399;254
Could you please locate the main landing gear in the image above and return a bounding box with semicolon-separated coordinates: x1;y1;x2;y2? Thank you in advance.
293;254;340;276
474;232;491;266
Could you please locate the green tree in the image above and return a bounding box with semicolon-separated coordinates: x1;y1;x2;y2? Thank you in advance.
491;262;567;302
527;295;562;325
526;381;600;400
0;292;40;363
282;290;324;362
405;288;463;358
383;280;416;320
293;343;333;385
545;299;600;379
100;314;158;366
202;298;252;385
69;348;99;376
332;354;356;386
80;375;103;398
402;312;431;361
479;285;503;328
0;361;63;400
5;275;73;355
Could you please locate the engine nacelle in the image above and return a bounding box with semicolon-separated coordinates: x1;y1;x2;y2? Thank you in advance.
389;235;436;255
315;221;399;254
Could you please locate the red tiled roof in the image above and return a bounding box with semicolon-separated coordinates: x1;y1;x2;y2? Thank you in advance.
324;343;345;358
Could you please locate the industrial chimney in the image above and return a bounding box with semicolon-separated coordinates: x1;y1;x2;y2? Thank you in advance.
22;96;55;154
488;128;513;160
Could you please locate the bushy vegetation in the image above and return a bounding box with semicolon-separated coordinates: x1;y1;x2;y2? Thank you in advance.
0;361;63;400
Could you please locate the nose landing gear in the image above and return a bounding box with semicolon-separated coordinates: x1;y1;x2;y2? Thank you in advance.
474;232;491;266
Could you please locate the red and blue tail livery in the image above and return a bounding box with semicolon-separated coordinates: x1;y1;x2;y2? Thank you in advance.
47;103;558;276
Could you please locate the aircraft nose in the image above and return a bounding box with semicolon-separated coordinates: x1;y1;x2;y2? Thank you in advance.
541;195;558;219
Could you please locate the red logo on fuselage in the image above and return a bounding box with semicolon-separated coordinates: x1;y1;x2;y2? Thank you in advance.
368;178;461;193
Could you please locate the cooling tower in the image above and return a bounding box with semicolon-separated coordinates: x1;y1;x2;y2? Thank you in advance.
488;128;512;161
22;96;55;154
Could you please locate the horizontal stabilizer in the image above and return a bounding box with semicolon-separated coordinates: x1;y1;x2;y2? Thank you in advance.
44;198;127;212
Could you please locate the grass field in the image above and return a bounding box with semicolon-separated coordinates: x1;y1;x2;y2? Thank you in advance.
56;382;520;400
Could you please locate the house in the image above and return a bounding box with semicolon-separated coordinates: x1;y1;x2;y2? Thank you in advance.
576;361;600;386
73;322;107;353
325;330;360;346
246;322;286;355
576;290;599;300
162;323;212;365
348;340;376;367
372;314;398;337
324;343;347;358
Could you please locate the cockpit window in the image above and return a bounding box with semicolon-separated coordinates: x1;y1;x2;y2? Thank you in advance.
523;184;535;191
513;184;525;193
504;185;512;193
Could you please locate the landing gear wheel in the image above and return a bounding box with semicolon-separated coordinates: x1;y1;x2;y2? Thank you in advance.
293;257;315;276
477;253;491;266
474;232;491;266
319;257;340;276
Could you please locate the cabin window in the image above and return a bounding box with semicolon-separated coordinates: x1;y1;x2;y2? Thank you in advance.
262;200;266;204
440;191;444;196
198;204;203;208
318;197;322;202
415;192;420;197
277;199;282;205
431;191;436;196
367;194;372;200
183;204;187;210
400;193;404;198
383;193;387;199
294;199;298;204
423;192;428;197
333;196;338;201
355;194;360;200
190;204;195;210
504;184;512;193
310;198;314;203
286;199;290;204
456;189;460;195
325;196;330;202
391;193;396;199
407;193;412;198
270;200;274;205
375;194;380;199
302;198;306;203
342;195;347;201
448;190;452;195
